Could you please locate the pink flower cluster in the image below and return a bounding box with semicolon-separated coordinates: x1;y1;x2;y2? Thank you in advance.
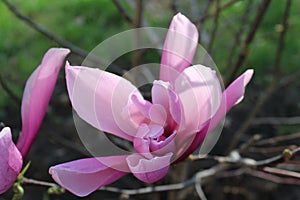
0;13;253;197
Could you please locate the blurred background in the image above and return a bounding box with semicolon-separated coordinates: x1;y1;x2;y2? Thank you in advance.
0;0;300;199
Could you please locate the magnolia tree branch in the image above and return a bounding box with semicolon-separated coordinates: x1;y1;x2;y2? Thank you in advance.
0;74;21;105
254;132;300;146
195;0;241;25
1;0;125;74
190;147;300;167
226;0;271;84
225;0;253;70
19;146;300;198
252;116;300;126
227;0;292;151
206;0;221;53
112;0;134;24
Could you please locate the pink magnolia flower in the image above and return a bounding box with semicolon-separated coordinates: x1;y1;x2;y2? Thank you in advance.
0;48;70;194
49;13;253;197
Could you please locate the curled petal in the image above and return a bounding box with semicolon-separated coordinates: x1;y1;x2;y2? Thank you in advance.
66;64;146;141
0;127;23;194
174;65;222;134
176;69;254;162
150;130;177;155
160;13;199;85
149;104;167;126
152;80;182;127
207;69;254;132
49;156;128;197
126;153;172;183
17;48;70;157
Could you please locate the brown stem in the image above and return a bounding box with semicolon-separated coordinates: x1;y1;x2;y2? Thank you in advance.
132;0;143;68
112;0;134;24
227;0;291;151
196;0;241;25
207;0;221;53
226;0;271;85
0;74;21;105
1;0;125;74
225;0;253;70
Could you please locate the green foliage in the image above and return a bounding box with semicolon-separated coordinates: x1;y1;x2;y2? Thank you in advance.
0;0;299;109
0;0;130;108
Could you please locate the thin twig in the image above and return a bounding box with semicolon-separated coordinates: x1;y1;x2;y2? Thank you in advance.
227;79;277;152
170;0;179;15
249;145;298;154
20;146;300;196
22;177;58;188
21;164;227;197
112;0;133;24
196;0;241;25
132;0;143;68
0;74;21;105
278;69;300;87
254;132;300;146
227;0;291;151
219;168;300;185
190;147;300;167
263;167;300;179
197;0;213;44
226;0;271;85
245;168;300;185
252;116;300;125
239;134;262;153
225;0;252;70
207;0;221;53
273;0;292;74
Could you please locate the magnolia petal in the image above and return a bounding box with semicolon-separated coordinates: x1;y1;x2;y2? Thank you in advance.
0;127;23;194
150;130;177;156
66;64;146;141
149;104;167;126
207;69;254;132
176;69;254;162
133;124;152;159
160;13;199;85
126;153;172;183
49;156;128;197
129;93;152;125
174;65;222;134
17;48;70;157
152;80;182;127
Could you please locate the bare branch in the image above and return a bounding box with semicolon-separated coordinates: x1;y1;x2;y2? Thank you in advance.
112;0;133;24
23;177;58;188
190;147;300;167
249;145;298;154
254;132;300;146
227;79;277;152
0;74;21;105
207;0;221;53
226;0;271;84
225;0;253;70
170;0;179;15
252;116;300;126
132;0;143;68
245;169;300;185
220;168;300;185
273;0;292;73
196;0;241;25
1;0;125;74
263;167;300;179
